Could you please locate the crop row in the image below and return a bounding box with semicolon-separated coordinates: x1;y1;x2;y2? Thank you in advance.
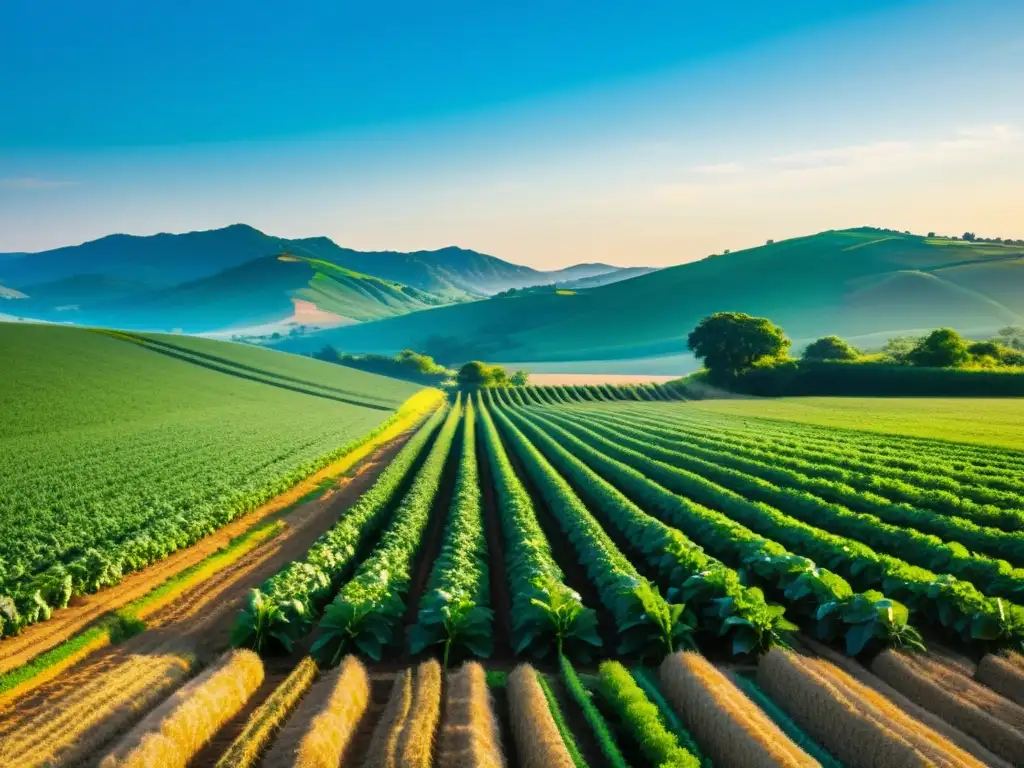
0;390;441;638
610;403;1024;514
408;398;493;665
505;403;918;655
550;404;1024;566
508;400;1024;650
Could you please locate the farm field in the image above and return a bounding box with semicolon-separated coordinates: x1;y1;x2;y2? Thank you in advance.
692;396;1024;450
5;387;1024;766
0;323;435;640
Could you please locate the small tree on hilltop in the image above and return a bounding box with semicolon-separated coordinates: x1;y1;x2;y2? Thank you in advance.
687;312;791;376
907;328;970;368
457;361;509;388
802;335;859;361
458;361;492;388
510;370;530;386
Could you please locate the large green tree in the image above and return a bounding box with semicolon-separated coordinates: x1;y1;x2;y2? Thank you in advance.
687;312;790;375
907;328;970;368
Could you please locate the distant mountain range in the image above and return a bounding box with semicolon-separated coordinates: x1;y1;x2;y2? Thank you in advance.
0;225;643;332
275;229;1024;363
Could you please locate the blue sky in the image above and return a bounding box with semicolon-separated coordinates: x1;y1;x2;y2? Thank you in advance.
2;0;1022;267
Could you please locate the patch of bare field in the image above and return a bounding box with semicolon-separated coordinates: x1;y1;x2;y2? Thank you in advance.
525;372;678;386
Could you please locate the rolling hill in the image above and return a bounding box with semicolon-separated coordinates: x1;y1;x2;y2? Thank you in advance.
276;229;1024;363
0;225;635;319
54;253;453;334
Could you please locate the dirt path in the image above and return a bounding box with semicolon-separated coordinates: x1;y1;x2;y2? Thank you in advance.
0;431;413;676
0;433;414;767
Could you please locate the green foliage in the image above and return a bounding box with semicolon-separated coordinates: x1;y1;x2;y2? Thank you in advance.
629;668;710;767
907;328;971;368
528;406;920;655
312;400;463;664
596;661;701;768
561;655;628;768
997;325;1024;351
477;394;601;659
510;370;531;386
409;400;494;665
551;402;1024;653
313;346;452;385
802;335;859;361
504;405;792;656
491;405;691;658
457;360;509;388
688;312;791;375
0;323;421;638
231;405;446;653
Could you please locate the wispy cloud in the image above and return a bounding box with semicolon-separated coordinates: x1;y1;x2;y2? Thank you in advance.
0;177;80;190
692;162;745;175
657;124;1019;201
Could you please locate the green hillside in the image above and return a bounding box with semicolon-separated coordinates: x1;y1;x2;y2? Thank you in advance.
65;253;452;333
277;228;1024;363
0;322;427;634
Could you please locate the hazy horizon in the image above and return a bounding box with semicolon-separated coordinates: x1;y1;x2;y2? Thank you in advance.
2;0;1023;269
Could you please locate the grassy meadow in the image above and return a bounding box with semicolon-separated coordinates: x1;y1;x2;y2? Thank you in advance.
693;397;1024;450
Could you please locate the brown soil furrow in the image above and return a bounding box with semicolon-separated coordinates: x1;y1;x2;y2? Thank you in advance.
0;432;414;766
0;430;414;676
475;421;513;660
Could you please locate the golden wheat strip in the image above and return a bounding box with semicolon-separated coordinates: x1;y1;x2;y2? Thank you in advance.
4;650;197;767
759;648;968;768
362;669;414;768
506;665;575;768
977;653;1024;707
659;652;817;768
804;655;986;768
396;659;443;768
873;649;1024;766
99;649;263;768
215;656;319;768
262;655;369;768
799;637;1013;768
437;662;505;768
925;647;977;678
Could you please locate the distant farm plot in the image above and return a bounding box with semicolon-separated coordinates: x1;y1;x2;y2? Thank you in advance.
523;372;678;386
0;323;430;638
691;396;1024;450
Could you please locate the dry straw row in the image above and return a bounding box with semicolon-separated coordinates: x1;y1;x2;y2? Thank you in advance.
100;648;263;768
506;664;576;768
799;636;1011;768
0;645;197;768
658;651;816;768
215;655;319;768
872;648;1024;767
363;658;443;768
437;661;505;768
758;647;985;768
263;654;369;768
976;651;1024;707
